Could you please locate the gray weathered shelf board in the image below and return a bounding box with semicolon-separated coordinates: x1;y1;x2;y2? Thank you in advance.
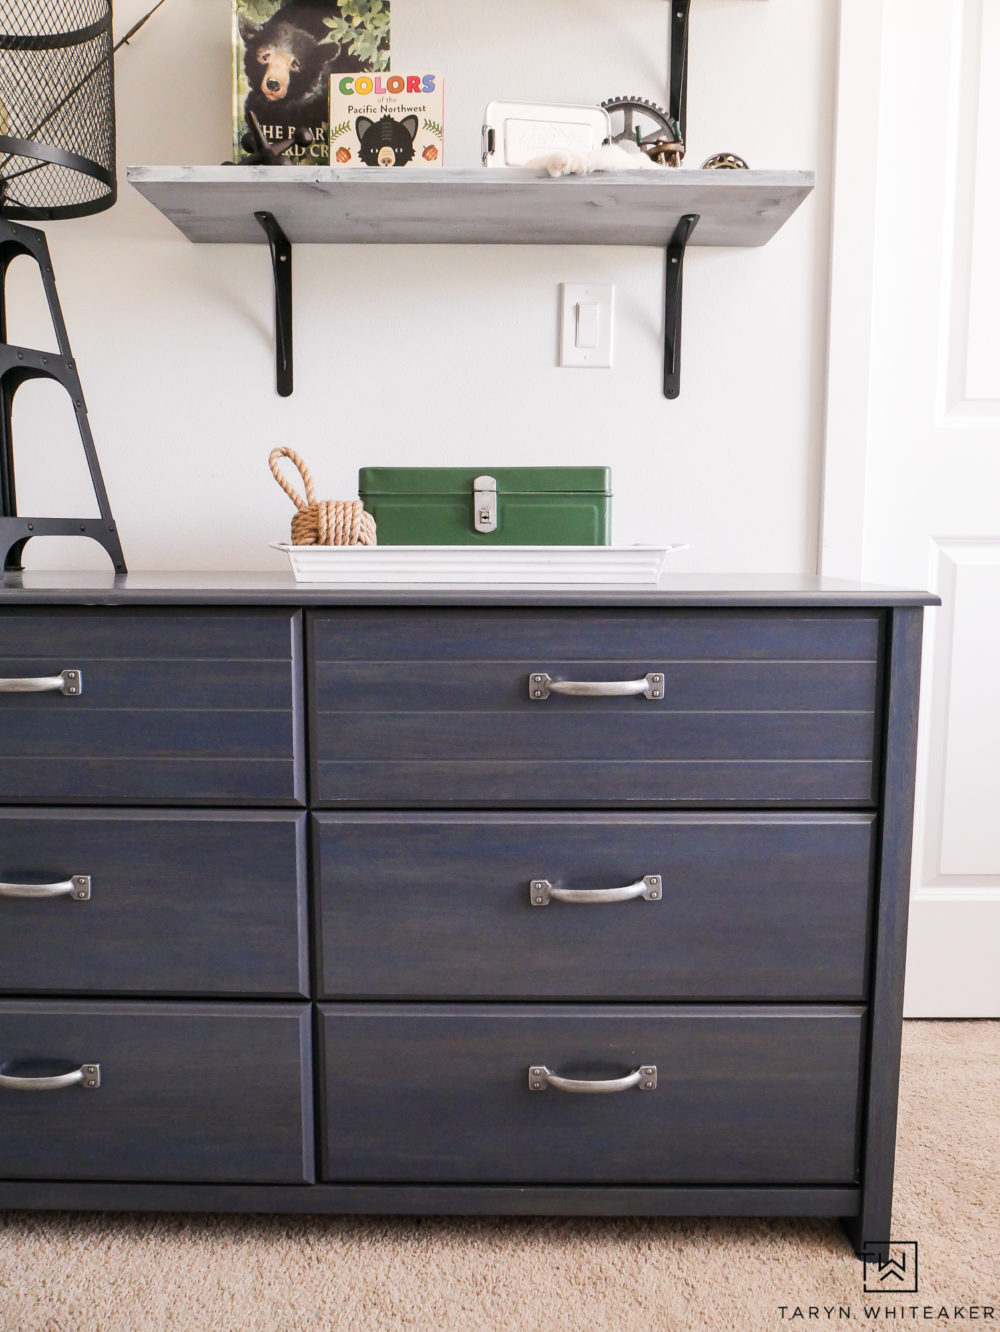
126;166;814;248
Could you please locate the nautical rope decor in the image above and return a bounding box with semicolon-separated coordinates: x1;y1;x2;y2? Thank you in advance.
269;447;377;546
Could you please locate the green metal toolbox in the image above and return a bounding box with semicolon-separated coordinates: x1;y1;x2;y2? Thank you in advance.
358;467;611;546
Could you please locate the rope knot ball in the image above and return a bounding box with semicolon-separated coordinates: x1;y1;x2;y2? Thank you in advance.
269;447;377;547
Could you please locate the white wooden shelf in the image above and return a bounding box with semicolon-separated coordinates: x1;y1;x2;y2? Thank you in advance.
125;2;806;398
127;165;814;248
126;165;815;398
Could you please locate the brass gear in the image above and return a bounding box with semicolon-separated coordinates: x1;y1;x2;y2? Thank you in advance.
701;152;749;170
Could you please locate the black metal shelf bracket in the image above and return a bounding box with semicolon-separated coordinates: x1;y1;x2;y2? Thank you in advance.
663;213;699;400
255;210;293;397
669;0;691;146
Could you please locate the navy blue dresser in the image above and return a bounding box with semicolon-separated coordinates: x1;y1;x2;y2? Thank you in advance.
0;573;935;1256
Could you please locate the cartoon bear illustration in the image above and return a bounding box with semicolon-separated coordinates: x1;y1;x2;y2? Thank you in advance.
239;2;370;141
356;114;419;167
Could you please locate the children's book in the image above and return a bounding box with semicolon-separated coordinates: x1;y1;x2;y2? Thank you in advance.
232;0;391;165
329;73;443;167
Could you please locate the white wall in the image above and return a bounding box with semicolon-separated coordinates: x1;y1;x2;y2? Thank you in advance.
7;0;836;573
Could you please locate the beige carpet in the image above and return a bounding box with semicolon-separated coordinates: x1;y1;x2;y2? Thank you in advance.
1;1022;997;1332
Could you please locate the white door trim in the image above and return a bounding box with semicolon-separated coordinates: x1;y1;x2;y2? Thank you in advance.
819;0;885;580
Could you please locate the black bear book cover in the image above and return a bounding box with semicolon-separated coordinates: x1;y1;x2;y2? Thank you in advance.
232;0;390;165
329;74;443;167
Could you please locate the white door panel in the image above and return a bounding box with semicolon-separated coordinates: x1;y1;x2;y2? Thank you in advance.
824;0;1000;1013
934;546;1000;876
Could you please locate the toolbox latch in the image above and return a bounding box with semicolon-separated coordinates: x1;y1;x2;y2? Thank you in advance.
473;475;498;533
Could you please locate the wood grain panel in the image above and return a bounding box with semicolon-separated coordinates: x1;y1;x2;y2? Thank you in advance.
310;609;881;806
318;1004;864;1185
0;1180;862;1217
310;608;882;662
315;760;877;807
315;659;880;713
127;166;814;248
0;659;294;710
0;1001;314;1183
1;710;293;758
318;711;876;762
315;813;874;1000
0;609;297;659
845;607;924;1254
2;760;301;805
0;811;307;996
0;609;304;804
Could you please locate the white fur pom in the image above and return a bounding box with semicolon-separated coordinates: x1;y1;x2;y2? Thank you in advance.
528;144;656;177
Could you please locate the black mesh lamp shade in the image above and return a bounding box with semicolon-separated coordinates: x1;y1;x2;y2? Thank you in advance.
0;0;116;219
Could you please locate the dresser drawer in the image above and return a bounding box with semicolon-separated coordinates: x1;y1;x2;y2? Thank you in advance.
309;609;881;806
0;811;307;996
318;1004;864;1184
0;609;304;804
0;1001;313;1182
315;813;874;1000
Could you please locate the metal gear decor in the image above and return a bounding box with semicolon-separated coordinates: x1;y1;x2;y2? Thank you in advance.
601;96;678;149
702;152;750;170
640;135;685;168
601;96;684;166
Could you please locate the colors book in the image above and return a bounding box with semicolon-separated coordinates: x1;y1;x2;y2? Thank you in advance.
329;73;444;167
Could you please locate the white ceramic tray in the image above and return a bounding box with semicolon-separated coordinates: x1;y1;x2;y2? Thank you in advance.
271;543;683;585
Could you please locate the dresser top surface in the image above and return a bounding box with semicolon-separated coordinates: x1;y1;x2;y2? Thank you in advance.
0;571;938;608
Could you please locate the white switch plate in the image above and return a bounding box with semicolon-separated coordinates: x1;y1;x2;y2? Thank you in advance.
559;283;613;368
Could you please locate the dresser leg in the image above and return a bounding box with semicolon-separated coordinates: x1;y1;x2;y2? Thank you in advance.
841;1213;892;1263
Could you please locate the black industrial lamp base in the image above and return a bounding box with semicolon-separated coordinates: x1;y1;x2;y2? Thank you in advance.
0;216;126;574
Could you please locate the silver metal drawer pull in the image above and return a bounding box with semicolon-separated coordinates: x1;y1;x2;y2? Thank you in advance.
528;1065;657;1094
0;668;82;696
530;875;661;906
528;672;663;701
0;874;91;901
0;873;89;905
0;1062;101;1092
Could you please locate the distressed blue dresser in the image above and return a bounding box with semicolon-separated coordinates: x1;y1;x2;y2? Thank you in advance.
0;573;935;1256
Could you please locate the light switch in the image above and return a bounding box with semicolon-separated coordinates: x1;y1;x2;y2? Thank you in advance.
559;283;613;368
576;301;600;349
